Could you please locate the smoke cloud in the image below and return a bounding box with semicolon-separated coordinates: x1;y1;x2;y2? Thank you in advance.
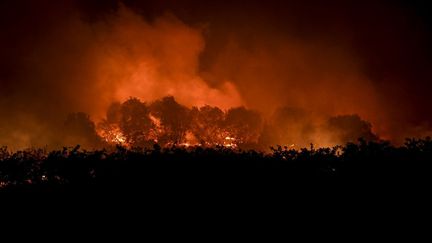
1;1;431;149
0;3;243;149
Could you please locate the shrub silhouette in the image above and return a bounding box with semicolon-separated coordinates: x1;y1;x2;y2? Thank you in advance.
1;137;432;191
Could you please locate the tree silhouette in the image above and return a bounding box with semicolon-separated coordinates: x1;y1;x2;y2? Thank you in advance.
119;98;155;147
190;105;225;146
149;96;191;145
62;112;103;148
224;107;262;147
325;115;378;144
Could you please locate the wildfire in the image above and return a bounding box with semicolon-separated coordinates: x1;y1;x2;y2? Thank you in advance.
149;114;162;132
175;133;238;148
97;122;239;149
113;131;127;144
97;124;128;146
223;136;238;148
94;97;262;149
92;96;374;150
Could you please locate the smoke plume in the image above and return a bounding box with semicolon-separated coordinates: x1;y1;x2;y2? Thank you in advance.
1;1;431;149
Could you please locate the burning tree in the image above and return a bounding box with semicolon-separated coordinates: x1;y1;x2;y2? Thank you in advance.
84;97;382;150
149;96;191;145
118;98;156;147
97;102;126;145
190;105;226;146
95;96;267;149
97;98;156;148
224;107;263;147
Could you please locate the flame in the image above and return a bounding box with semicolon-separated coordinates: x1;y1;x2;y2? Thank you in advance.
223;136;238;148
97;124;128;146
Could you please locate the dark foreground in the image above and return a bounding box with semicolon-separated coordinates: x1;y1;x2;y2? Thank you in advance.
1;138;432;193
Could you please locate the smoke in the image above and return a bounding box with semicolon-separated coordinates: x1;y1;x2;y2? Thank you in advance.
1;1;431;149
91;7;243;112
0;3;243;149
205;34;389;134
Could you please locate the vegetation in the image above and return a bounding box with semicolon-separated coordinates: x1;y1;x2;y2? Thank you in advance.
1;137;432;192
61;96;380;151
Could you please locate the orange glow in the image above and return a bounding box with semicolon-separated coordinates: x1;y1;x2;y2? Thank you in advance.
97;124;128;146
91;7;243;120
86;7;390;148
2;3;430;150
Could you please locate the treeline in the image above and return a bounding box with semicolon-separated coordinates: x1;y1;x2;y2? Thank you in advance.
61;96;378;149
1;137;432;191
